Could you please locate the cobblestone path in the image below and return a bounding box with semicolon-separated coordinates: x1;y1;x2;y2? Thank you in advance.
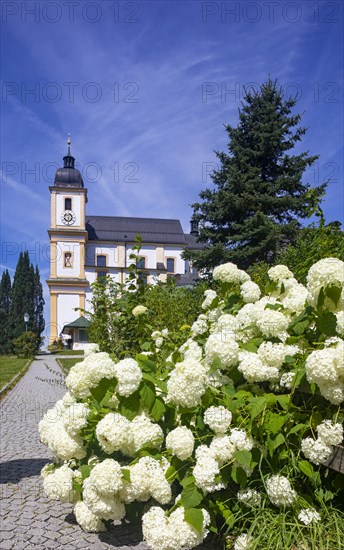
0;355;148;550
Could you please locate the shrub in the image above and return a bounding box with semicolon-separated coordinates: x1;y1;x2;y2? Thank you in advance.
39;258;344;550
249;222;344;289
13;331;40;358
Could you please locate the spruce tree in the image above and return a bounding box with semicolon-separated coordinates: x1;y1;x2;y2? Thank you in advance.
185;78;327;271
0;270;12;354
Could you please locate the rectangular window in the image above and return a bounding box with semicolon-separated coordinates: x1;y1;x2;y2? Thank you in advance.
65;198;72;210
96;255;107;267
138;272;148;286
78;329;89;342
136;257;146;269
166;258;175;273
97;271;107;285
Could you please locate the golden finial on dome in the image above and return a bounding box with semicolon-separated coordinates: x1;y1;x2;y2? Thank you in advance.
67;133;71;146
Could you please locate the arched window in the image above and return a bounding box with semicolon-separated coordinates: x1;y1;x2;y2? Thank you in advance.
64;252;73;268
166;258;175;273
65;198;72;210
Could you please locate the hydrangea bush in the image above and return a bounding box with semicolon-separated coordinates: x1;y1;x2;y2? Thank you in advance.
39;258;344;549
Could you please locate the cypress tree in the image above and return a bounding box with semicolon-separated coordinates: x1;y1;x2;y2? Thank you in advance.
185;78;327;271
9;251;35;340
0;270;12;354
33;265;45;338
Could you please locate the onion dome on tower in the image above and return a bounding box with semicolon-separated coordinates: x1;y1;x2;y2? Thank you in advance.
54;134;84;187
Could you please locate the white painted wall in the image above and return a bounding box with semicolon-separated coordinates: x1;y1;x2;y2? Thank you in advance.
163;246;186;273
57;293;80;335
56;241;80;277
56;193;82;227
85;243;118;266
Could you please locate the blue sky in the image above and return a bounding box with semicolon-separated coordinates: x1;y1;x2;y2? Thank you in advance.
1;0;343;336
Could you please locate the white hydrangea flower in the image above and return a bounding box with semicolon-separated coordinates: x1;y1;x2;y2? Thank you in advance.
142;506;210;550
211;313;239;335
83;481;126;520
298;508;321;525
191;314;208;336
266;475;297;507
166;426;195;460
305;341;344;404
268;265;294;282
121;456;171;505
161;328;169;337
336;311;344;336
38;402;86;461
234;533;253;550
240;281;261;303
151;330;162;341
205;332;239;369
209;435;236;466
132;305;148;317
179;339;203;361
279;372;295;389
237;488;261;507
258;341;299;368
193;445;220;493
63;402;90;436
95;413;132;455
213;262;250;284
66;352;117;399
74;501;106;532
202;289;217;310
316;420;343;446
43;464;80;503
279;278;308;313
301;437;333;466
84;343;100;358
204;406;232;434
166;359;209;408
307;258;344;311
61;392;76;407
113;358;142;397
256;309;289;339
238;351;279;383
155;336;164;349
86;459;123;494
228;428;254;451
130;413;164;453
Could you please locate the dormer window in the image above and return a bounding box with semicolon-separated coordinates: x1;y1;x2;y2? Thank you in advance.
65;198;72;210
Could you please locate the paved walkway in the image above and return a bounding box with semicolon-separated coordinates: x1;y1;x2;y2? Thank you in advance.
0;355;148;550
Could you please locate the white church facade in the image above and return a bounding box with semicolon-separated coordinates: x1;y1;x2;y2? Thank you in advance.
47;138;201;348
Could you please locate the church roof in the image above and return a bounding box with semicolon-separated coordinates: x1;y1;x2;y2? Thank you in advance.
86;216;203;248
53;135;84;188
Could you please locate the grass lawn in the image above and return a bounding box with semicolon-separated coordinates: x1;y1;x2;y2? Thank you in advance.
0;356;32;391
57;357;83;374
50;349;84;355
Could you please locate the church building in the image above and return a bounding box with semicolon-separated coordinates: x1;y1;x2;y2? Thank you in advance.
47;137;201;348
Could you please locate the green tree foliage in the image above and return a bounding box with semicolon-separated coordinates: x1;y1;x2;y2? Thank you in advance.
8;251;45;350
12;331;41;358
249;221;344;289
88;236;205;358
0;270;12;354
185;78;326;271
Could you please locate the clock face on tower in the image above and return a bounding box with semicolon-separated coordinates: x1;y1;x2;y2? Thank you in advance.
61;210;76;226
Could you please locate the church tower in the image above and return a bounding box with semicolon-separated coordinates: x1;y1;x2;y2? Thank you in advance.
47;135;88;343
